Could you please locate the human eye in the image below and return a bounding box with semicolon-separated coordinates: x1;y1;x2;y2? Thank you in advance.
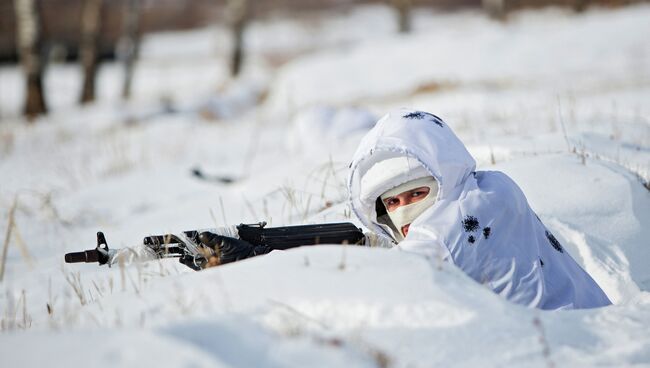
384;197;399;209
411;187;430;199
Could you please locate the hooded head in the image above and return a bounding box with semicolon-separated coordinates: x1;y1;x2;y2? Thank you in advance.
360;156;439;241
348;109;476;242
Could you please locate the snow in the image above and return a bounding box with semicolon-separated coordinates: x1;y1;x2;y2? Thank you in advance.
1;4;649;367
266;6;650;115
288;106;377;156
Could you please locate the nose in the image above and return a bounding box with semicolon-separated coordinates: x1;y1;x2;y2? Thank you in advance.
403;195;415;206
398;193;415;207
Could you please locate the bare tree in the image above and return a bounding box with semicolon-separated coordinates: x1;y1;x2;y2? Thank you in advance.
391;0;412;33
79;0;104;104
483;0;508;20
572;0;589;12
118;0;141;99
227;0;249;78
14;0;47;118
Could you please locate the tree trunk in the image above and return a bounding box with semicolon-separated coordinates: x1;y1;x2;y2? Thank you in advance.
483;0;508;20
14;0;47;118
392;0;412;34
79;0;103;104
572;0;589;12
118;0;141;100
228;0;249;78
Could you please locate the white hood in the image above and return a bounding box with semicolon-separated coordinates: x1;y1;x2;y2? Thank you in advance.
349;109;475;238
348;109;611;310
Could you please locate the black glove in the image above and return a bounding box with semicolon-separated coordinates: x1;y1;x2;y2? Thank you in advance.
198;232;271;266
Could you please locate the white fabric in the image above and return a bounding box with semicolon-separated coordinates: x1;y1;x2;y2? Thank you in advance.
364;231;396;248
381;175;438;199
348;108;611;310
360;156;430;205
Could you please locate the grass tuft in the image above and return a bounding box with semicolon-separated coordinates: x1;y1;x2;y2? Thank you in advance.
533;316;555;368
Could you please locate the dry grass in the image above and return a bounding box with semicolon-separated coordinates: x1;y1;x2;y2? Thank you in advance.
533;315;555;368
1;289;32;331
101;133;137;178
338;240;348;271
52;254;180;329
279;184;300;223
0;197;17;282
411;80;459;96
269;158;350;224
268;299;393;368
46;277;57;321
219;196;229;226
63;269;88;306
39;191;73;227
0;196;35;280
0;129;14;158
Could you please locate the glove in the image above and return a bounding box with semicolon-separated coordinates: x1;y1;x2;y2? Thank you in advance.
198;232;271;267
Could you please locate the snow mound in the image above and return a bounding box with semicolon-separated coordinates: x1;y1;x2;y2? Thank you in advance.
266;5;650;113
3;246;650;367
288;106;377;157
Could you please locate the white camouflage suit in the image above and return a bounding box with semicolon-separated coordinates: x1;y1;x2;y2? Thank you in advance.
348;109;611;310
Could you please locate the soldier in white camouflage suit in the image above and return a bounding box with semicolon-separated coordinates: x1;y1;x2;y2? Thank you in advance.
348;109;611;310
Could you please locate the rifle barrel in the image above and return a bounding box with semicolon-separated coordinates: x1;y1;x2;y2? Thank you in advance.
64;249;100;263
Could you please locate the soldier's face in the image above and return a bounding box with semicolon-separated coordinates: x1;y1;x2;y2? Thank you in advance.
382;186;431;236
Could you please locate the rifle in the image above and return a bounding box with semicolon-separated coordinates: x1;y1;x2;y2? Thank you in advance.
64;222;365;270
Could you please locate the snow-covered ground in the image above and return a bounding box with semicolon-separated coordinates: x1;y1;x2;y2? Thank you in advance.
1;4;649;367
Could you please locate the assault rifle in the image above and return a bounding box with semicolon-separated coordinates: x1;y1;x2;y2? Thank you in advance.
64;222;365;270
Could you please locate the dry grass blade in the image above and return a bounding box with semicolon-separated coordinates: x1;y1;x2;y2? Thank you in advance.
63;269;87;305
219;196;228;225
556;96;572;153
0;196;19;282
243;195;259;219
267;299;393;368
47;277;56;318
20;290;32;329
338;240;348;271
92;280;105;298
11;218;35;269
533;316;555;368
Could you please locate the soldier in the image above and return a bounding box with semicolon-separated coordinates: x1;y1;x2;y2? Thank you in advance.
346;109;610;309
199;108;610;309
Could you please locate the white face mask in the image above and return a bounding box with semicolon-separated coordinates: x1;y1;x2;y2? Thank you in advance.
380;177;438;240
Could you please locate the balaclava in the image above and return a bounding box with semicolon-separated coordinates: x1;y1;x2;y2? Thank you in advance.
380;176;438;239
359;156;439;241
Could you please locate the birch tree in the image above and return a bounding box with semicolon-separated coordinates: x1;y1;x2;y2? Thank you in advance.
227;0;249;78
392;0;412;34
118;0;141;99
483;0;508;20
79;0;104;104
14;0;47;118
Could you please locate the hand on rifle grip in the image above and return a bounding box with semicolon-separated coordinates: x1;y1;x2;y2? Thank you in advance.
198;232;270;267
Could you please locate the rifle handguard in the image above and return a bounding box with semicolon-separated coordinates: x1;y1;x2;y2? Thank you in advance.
236;222;365;249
